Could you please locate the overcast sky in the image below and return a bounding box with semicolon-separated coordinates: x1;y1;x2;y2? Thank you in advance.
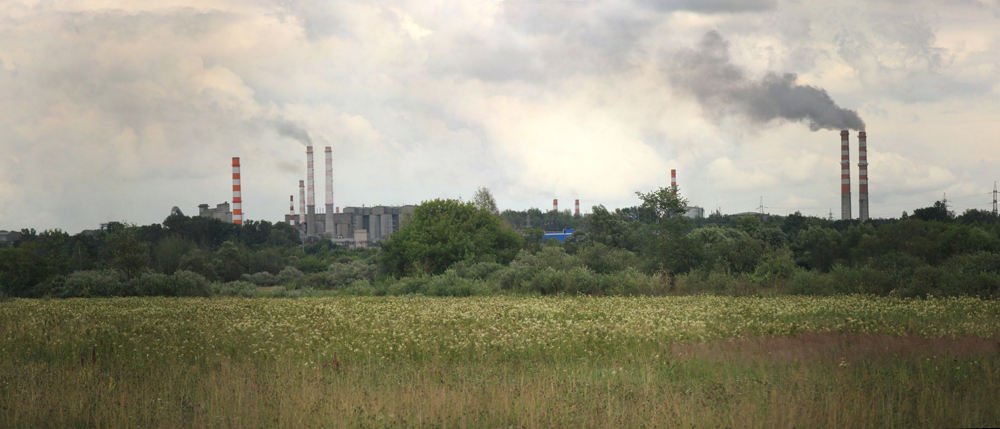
1;0;999;233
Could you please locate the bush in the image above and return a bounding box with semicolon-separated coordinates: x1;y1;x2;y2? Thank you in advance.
214;281;257;298
171;270;213;297
448;261;506;280
132;272;176;296
276;266;305;285
340;279;377;296
242;271;280;287
60;270;129;297
296;256;329;274
788;269;838;296
578;243;641;275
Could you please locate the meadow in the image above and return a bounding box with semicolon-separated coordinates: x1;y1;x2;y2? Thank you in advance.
2;295;1000;428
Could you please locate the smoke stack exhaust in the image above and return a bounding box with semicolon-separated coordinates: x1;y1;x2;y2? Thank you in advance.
325;146;334;237
306;146;316;237
553;199;558;212
858;131;868;222
575;199;580;215
841;130;851;220
299;180;305;225
289;195;294;225
231;157;242;225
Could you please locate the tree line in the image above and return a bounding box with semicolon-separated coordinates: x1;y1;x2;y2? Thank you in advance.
2;187;999;299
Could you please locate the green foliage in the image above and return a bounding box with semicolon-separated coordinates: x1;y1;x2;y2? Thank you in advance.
214;281;257;298
106;226;151;280
60;270;127;298
793;226;844;272
379;199;522;276
296;255;329;274
912;201;954;223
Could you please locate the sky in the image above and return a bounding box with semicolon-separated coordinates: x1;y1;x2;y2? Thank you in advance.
1;0;999;233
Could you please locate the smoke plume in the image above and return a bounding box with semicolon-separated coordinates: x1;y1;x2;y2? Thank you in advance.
670;31;865;131
272;117;313;146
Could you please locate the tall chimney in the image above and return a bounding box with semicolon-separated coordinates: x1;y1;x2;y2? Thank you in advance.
231;157;242;225
858;131;869;222
325;146;334;238
289;195;294;225
671;169;677;191
553;199;558;212
575;199;580;215
306;146;316;237
299;180;305;226
841;130;852;220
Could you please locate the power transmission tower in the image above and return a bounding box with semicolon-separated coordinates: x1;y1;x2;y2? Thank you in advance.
993;182;998;217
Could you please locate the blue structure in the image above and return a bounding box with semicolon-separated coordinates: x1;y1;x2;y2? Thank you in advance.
543;229;574;242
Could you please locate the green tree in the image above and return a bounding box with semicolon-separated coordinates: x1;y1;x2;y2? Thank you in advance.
913;201;954;223
106;226;151;280
473;187;500;216
793;226;844;272
379;199;522;276
635;186;694;274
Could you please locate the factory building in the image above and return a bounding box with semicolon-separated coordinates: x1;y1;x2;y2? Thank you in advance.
198;202;233;223
284;204;415;247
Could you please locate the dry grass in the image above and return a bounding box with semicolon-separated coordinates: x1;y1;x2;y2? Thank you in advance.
2;296;999;428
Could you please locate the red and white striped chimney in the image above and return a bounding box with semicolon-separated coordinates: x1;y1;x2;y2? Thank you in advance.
306;146;316;237
671;169;677;191
841;130;852;220
553;199;558;212
299;180;305;225
288;195;294;225
325;146;334;236
575;199;580;215
858;131;868;222
232;157;242;225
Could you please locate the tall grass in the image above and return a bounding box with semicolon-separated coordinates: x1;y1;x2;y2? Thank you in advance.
2;296;999;427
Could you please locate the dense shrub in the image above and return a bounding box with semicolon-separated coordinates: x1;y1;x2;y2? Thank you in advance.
132;272;176;296
171;270;213;297
60;270;128;298
243;271;280;287
276;266;305;285
214;281;257;298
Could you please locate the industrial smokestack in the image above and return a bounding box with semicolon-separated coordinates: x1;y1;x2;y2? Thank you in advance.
858;131;868;222
232;157;242;225
336;207;340;214
299;180;305;226
325;146;333;237
289;195;294;225
841;130;851;220
671;169;677;191
306;146;316;237
575;199;580;215
553;199;558;213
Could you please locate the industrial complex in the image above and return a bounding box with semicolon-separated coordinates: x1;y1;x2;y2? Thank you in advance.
189;129;879;246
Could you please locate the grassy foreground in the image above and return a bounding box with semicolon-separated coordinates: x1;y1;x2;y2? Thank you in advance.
2;295;1000;428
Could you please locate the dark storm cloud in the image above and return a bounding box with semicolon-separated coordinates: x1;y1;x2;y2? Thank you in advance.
669;31;866;131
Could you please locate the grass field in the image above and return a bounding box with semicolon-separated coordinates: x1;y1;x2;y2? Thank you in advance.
2;295;1000;428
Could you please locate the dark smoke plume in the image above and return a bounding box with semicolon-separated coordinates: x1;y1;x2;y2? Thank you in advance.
670;31;865;131
272;117;313;146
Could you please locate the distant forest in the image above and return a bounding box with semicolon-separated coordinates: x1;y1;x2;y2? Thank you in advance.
2;187;999;299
